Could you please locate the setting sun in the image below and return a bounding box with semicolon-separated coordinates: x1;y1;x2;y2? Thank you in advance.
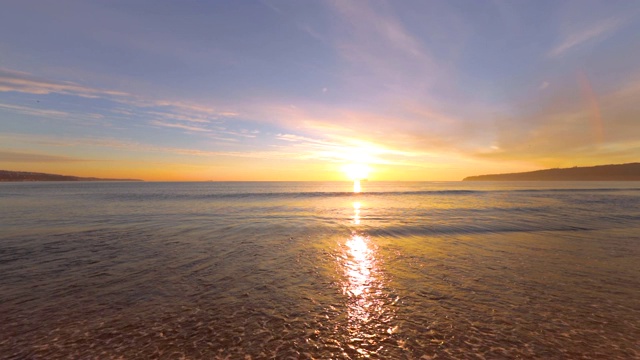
342;163;371;181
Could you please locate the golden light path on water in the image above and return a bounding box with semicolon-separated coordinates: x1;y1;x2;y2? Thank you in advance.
353;179;362;193
353;201;361;225
337;199;398;356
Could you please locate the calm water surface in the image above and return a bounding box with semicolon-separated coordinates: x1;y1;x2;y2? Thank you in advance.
1;181;639;359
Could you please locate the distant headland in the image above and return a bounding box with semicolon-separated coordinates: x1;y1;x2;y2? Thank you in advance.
0;170;143;182
463;163;640;181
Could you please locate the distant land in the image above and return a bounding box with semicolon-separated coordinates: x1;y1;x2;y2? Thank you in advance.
0;170;143;182
463;163;640;181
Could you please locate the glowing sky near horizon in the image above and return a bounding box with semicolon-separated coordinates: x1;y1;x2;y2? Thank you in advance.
1;1;639;181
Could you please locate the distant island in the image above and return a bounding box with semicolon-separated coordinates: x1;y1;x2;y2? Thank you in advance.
463;163;640;181
0;170;143;182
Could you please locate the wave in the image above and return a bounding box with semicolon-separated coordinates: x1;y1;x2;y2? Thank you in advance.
96;187;640;202
96;189;488;202
365;223;592;238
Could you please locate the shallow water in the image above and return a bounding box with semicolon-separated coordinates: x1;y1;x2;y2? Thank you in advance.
1;181;639;359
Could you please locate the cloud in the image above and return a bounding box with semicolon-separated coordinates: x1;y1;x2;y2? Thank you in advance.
548;17;624;58
0;103;70;118
327;0;442;99
0;67;256;145
259;96;486;159
0;68;128;98
0;150;86;163
148;120;212;133
0;68;239;125
125;98;239;119
0;132;291;163
0;103;109;130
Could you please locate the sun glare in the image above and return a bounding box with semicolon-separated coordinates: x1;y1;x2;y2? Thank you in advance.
343;163;371;180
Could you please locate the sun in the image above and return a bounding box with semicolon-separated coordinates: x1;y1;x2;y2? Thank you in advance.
342;163;371;180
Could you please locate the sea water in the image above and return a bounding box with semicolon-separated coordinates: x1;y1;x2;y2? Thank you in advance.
1;181;639;359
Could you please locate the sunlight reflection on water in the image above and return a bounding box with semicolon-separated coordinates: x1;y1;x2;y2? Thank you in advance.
352;201;361;225
353;179;361;193
338;201;397;356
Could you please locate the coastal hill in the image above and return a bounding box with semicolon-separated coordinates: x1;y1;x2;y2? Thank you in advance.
463;163;640;181
0;170;143;182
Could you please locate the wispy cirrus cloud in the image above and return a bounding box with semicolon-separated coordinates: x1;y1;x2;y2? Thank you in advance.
0;103;70;118
118;97;239;121
148;120;212;133
0;72;259;145
0;150;87;163
0;132;294;162
0;68;128;98
0;67;256;144
548;17;625;58
258;98;481;159
0;102;106;125
0;48;465;169
0;68;239;124
327;0;443;100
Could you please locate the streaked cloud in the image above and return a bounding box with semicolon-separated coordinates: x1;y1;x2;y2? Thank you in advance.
0;68;128;98
0;103;70;118
0;68;238;125
327;0;441;99
0;150;86;163
548;17;624;58
148;120;212;133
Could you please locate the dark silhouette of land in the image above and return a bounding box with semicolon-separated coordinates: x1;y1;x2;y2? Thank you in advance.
463;163;640;181
0;170;143;182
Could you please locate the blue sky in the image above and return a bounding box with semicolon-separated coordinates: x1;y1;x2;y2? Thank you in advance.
1;0;639;180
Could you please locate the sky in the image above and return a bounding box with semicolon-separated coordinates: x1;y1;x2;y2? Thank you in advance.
1;0;639;181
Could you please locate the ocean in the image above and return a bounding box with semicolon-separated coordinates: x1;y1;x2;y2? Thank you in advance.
1;181;639;359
